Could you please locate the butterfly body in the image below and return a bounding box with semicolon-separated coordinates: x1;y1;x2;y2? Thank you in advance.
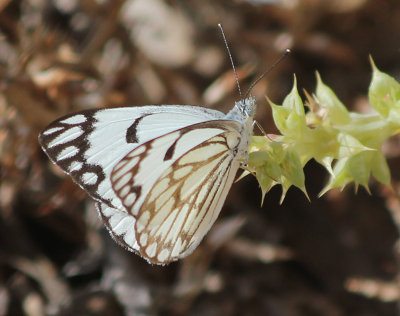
39;97;256;264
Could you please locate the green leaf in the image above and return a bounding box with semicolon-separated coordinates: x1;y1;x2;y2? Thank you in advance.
370;151;391;186
315;73;351;125
369;57;400;119
280;148;307;197
269;77;306;136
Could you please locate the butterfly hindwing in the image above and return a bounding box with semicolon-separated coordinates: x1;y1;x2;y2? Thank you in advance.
137;129;243;264
110;120;240;216
106;120;243;263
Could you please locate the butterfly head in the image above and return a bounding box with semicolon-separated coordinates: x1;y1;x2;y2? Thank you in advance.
226;96;256;124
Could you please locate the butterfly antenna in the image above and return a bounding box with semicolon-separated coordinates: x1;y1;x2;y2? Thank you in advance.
218;24;242;99
244;49;291;99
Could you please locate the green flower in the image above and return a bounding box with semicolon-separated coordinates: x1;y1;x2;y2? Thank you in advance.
247;59;398;201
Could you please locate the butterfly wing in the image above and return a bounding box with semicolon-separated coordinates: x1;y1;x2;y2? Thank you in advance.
39;105;226;211
96;202;141;252
39;105;250;264
105;120;245;264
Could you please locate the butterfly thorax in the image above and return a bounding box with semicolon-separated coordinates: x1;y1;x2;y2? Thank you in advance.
224;96;256;161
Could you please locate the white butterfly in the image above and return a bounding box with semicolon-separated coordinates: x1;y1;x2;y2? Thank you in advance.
39;98;256;264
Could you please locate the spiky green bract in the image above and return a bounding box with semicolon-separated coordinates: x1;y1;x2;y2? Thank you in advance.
247;135;306;204
247;61;399;202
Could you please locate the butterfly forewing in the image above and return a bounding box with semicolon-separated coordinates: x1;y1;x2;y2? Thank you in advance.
108;120;243;264
96;202;140;253
39;106;226;210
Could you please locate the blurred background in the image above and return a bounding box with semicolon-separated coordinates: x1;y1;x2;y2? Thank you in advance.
1;0;400;315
